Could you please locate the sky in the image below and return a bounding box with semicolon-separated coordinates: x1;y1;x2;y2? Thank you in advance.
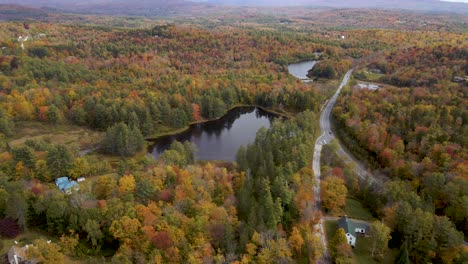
197;0;468;5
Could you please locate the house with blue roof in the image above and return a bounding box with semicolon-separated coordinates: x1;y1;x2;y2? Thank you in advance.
55;177;80;194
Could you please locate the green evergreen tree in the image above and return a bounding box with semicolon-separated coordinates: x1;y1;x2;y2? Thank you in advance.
11;146;36;169
47;145;74;177
47;104;61;125
101;123;145;157
395;241;410;264
0;109;14;136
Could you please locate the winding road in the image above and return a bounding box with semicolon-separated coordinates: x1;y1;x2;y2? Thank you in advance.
312;70;353;264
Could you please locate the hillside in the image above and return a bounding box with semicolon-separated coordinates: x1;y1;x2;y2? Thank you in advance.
0;0;467;15
208;0;468;14
0;4;50;21
0;0;216;16
0;4;466;264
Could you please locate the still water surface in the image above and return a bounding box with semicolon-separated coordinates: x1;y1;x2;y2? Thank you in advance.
148;107;278;161
288;60;317;80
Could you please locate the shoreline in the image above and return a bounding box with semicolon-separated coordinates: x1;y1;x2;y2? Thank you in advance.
145;104;289;141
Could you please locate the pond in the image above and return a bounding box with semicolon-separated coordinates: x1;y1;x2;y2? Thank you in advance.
288;60;317;80
148;106;279;161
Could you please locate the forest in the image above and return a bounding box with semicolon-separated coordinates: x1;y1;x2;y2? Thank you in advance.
0;19;337;263
0;6;467;264
332;38;467;263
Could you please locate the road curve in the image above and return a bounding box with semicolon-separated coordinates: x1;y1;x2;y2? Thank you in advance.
312;70;353;264
318;69;380;185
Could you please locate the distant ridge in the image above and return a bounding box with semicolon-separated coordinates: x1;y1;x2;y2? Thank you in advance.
207;0;468;14
0;0;466;16
0;4;49;21
0;0;216;16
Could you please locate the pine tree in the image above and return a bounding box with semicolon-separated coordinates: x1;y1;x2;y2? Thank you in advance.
395;241;410;264
47;145;73;177
47;104;61;124
101;123;145;156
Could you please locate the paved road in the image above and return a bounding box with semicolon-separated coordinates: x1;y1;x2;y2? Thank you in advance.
312;70;353;264
312;69;388;263
316;69;381;185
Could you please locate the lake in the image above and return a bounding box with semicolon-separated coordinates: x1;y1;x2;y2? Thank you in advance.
148;107;278;161
288;60;317;80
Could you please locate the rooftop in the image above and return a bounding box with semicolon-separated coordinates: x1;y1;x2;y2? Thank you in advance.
338;216;369;234
55;177;79;193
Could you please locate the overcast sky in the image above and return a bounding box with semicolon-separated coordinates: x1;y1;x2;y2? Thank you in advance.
204;0;468;5
202;0;468;3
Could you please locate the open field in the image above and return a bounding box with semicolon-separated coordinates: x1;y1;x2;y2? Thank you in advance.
7;121;103;152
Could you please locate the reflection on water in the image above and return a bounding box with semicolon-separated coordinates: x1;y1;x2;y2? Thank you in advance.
148;107;278;161
288;60;317;80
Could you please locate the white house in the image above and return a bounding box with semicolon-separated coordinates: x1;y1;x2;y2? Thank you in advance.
338;215;369;247
7;245;38;264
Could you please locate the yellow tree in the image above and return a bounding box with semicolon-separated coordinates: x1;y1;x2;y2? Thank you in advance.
302;225;324;262
321;176;347;215
59;230;79;257
27;239;64;264
369;221;391;257
110;216;142;245
118;174;136;194
94;175;117;199
14;161;26;181
69;157;90;179
330;228;352;263
288;227;304;255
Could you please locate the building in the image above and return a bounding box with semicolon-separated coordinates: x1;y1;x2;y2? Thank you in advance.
7;245;38;264
338;216;369;247
55;177;80;194
452;76;468;83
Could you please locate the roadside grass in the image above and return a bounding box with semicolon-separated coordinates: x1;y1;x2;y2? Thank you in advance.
354;70;384;81
7;121;103;151
345;196;374;220
314;79;340;98
324;220;338;242
363;72;384;81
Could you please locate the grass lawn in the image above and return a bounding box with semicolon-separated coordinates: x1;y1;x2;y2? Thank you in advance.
345;196;374;220
324;220;397;264
355;70;385;81
364;72;384;81
353;236;398;264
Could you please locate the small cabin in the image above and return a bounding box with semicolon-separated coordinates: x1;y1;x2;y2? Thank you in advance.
55;177;80;195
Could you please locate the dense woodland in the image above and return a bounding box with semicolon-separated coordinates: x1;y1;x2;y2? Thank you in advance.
0;9;466;264
0;20;333;263
333;40;467;263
